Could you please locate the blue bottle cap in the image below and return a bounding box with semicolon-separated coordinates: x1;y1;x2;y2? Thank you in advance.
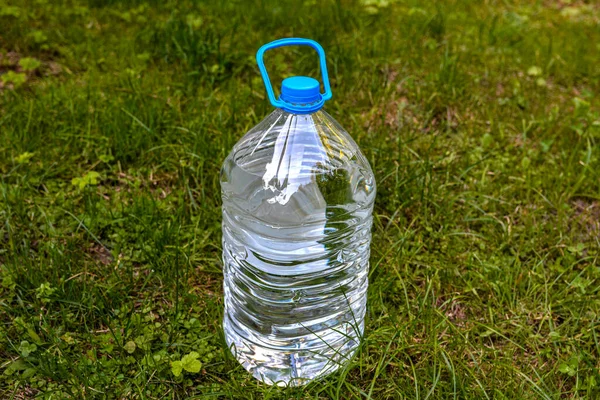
280;76;321;104
257;38;332;115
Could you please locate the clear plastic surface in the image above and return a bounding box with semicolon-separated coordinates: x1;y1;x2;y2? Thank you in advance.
221;108;376;386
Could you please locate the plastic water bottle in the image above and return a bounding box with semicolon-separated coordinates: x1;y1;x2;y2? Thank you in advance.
221;38;376;386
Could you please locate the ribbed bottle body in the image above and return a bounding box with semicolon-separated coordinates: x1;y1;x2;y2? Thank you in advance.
221;109;376;386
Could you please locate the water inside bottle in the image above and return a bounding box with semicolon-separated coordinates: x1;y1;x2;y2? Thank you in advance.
221;109;375;386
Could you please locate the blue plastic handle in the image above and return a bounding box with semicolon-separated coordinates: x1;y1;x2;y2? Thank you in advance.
256;38;332;109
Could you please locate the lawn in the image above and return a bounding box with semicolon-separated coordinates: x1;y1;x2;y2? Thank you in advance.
1;0;599;398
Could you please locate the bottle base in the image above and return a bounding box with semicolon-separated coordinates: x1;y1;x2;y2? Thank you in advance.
223;315;362;387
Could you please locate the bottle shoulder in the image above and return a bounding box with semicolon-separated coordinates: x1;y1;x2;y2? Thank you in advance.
223;109;374;178
220;109;376;224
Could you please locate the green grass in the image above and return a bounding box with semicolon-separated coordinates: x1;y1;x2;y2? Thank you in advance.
1;0;599;398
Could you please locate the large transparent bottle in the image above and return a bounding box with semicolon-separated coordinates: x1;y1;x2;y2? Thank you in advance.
221;38;376;386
